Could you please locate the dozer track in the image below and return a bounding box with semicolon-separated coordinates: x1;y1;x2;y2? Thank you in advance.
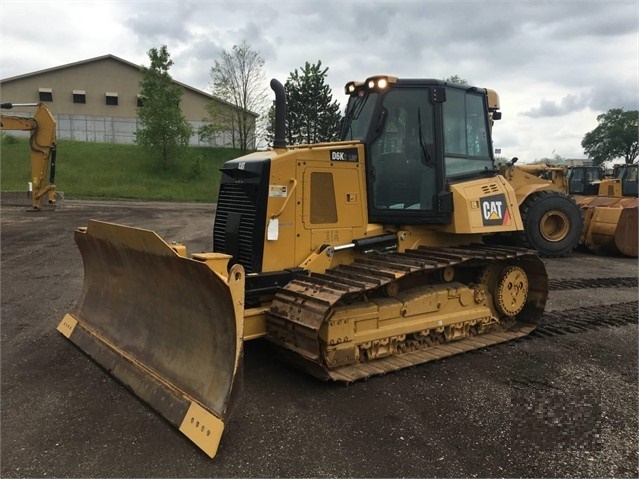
267;244;548;382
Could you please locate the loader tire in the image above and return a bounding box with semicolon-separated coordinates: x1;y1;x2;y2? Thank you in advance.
516;190;583;257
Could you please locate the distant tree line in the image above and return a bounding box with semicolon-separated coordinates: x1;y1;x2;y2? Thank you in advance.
135;49;637;175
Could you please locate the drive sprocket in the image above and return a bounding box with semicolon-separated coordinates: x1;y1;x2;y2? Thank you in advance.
480;262;529;317
494;265;529;316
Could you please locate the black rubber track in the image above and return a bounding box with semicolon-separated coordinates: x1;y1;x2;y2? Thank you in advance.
531;301;637;337
532;276;638;336
549;276;638;290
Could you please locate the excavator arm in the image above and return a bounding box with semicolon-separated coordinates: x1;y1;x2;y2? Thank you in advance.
1;102;57;210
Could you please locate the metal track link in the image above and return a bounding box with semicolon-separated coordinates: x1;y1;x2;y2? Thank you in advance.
327;323;536;382
267;244;544;382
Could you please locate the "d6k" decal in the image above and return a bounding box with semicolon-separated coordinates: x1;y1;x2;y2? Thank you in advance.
329;148;359;162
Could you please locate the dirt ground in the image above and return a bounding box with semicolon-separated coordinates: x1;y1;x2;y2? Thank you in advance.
1;198;637;478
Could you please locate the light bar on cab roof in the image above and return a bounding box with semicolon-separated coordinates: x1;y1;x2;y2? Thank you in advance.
344;76;398;95
364;75;398;91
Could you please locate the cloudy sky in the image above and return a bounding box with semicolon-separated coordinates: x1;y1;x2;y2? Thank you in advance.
1;0;637;161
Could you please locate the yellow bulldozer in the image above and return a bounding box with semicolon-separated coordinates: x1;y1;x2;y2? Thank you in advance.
57;76;549;458
0;102;58;210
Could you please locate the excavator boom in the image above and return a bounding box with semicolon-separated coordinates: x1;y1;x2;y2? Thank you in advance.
0;102;58;210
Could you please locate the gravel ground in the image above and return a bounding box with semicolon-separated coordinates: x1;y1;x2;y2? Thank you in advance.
1;199;637;478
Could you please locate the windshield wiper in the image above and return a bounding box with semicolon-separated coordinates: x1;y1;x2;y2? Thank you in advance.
341;95;368;140
417;107;433;168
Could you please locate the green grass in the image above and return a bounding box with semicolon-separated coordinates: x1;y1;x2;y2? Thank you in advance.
0;135;245;202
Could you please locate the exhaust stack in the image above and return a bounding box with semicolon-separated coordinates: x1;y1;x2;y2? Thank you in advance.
270;79;287;149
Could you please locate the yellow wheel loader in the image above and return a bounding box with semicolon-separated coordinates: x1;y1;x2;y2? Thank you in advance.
496;159;583;257
1;102;57;210
497;162;637;257
567;164;638;257
58;76;548;458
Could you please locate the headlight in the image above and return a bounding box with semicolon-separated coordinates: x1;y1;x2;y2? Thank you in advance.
344;81;365;96
344;76;396;95
363;75;397;91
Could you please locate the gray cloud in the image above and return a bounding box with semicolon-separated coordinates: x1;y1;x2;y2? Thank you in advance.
589;82;639;112
2;0;637;161
522;93;590;117
123;1;196;44
522;79;638;118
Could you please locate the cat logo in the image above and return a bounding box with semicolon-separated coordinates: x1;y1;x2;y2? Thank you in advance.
481;194;510;226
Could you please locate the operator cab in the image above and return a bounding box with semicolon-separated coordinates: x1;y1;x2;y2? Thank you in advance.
566;166;604;195
340;75;497;225
616;164;638;197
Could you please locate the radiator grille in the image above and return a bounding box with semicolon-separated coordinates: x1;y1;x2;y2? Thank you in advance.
213;183;261;273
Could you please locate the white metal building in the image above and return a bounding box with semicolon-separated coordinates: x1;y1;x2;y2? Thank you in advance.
0;54;256;147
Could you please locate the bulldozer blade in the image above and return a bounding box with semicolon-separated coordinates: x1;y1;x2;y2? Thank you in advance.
57;220;245;458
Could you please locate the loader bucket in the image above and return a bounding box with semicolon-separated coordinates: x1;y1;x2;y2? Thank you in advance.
584;204;638;257
614;207;639;257
57;220;245;458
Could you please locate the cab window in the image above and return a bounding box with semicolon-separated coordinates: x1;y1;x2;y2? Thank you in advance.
369;88;437;211
443;89;492;178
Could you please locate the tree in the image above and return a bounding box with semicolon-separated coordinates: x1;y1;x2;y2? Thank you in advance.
135;45;193;170
281;61;342;145
206;41;268;154
582;108;639;165
444;75;469;85
264;103;277;147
